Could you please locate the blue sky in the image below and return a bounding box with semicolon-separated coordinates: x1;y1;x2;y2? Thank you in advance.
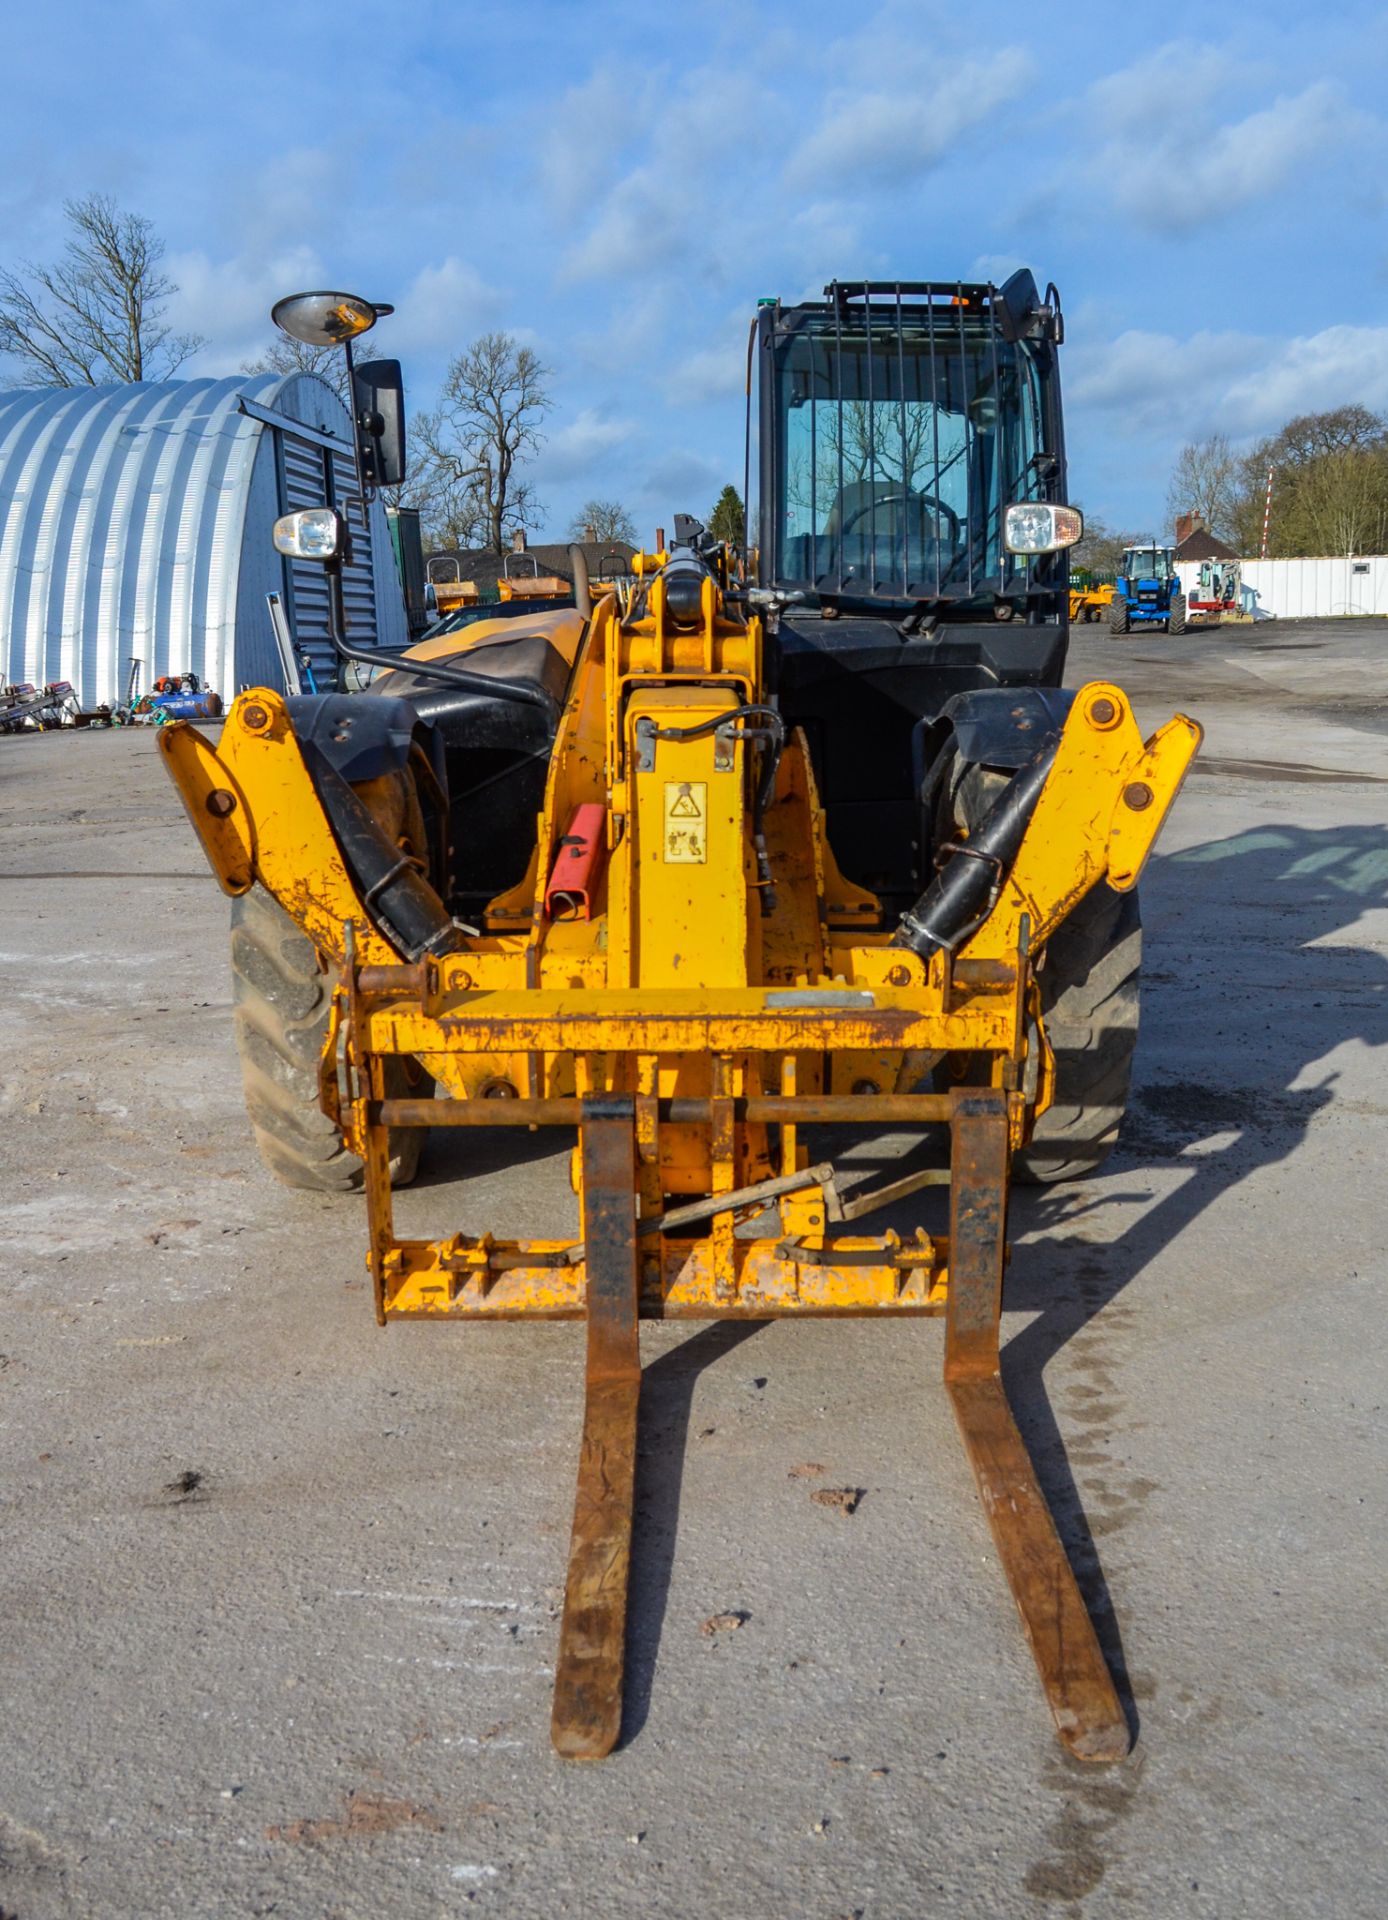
6;0;1388;541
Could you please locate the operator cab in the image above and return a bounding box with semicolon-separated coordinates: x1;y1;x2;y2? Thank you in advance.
756;274;1078;914
761;277;1064;618
1121;545;1174;583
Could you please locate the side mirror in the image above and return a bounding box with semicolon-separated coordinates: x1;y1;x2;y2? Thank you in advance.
352;359;406;489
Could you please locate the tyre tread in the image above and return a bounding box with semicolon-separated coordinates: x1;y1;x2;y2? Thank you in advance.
229;887;424;1192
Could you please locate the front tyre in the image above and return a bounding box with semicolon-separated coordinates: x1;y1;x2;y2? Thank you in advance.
1167;593;1187;635
1014;883;1142;1184
229;886;428;1192
1108;597;1131;635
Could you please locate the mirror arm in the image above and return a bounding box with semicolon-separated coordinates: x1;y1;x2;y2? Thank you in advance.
343;334;372;506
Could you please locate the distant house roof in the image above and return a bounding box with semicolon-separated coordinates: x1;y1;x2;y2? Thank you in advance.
425;540;636;593
1174;528;1238;563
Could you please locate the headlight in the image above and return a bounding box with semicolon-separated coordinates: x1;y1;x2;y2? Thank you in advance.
1003;503;1083;554
273;507;341;561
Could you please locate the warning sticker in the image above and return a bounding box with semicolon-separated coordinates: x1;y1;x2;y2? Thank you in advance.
662;781;707;863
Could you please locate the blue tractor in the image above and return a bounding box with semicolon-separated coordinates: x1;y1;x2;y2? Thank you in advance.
1108;544;1187;635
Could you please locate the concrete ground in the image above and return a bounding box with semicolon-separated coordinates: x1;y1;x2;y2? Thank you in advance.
2;618;1386;1920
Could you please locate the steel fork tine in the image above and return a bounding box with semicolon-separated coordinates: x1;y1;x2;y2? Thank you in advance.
551;1099;642;1760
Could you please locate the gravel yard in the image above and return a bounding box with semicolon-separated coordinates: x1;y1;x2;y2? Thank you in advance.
2;619;1386;1919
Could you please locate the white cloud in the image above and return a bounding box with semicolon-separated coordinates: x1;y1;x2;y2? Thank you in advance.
668;307;752;405
642;448;725;505
167;244;325;374
559;65;774;284
567;287;677;385
1067;328;1259;430
1079;46;1362;232
535;406;638;483
217;146;346;256
387;257;504;355
1222;325;1388;428
1068;322;1388;441
970;253;1027;288
168;240;502;381
780;202;873;303
785;47;1035;190
535;65;645;226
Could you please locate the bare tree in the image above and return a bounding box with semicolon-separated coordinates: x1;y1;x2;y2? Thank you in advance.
1070;510;1144;578
1165;434;1242;545
567;498;638;545
1232;406;1388;554
1258;405;1385;467
241;333;351;406
0;193;204;387
423;333;550;555
385;403;489;551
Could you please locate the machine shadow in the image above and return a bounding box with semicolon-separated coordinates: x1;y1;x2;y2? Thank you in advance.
429;822;1387;1750
413;1121;574;1189
1001;820;1388;1730
621;1321;768;1747
780;821;1388;1738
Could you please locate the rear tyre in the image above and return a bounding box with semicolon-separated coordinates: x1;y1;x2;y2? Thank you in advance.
1014;882;1142;1184
1108;597;1131;634
229;886;428;1192
1167;593;1187;635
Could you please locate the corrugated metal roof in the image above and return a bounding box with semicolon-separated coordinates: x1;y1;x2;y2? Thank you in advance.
0;372;406;708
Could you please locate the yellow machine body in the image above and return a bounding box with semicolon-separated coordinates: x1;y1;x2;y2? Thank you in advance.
160;561;1200;1764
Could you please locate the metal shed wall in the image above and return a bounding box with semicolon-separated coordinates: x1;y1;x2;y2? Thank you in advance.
0;372;407;707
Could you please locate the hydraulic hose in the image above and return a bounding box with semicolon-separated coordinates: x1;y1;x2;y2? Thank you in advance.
642;704;785;912
299;740;465;962
891;738;1059;960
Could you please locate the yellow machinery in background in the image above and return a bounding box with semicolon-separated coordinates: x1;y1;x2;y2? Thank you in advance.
496;552;570;602
424;555;480;618
1070;580;1115;623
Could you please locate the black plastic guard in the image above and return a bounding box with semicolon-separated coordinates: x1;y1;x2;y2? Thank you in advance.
283;693;458;962
938;684;1077;770
285;694;431;784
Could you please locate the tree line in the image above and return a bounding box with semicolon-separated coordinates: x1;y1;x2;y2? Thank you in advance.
1167;408;1388;557
0;193;746;561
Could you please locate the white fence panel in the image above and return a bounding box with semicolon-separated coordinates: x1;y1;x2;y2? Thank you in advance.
1239;555;1388;619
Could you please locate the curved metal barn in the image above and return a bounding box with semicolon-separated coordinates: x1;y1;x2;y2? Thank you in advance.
0;372;407;708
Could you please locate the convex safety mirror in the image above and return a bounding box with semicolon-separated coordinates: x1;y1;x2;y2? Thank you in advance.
271;291;393;347
273;507;343;561
1003;502;1083;553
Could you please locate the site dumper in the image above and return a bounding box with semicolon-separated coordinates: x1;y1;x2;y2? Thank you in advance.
159;278;1200;1764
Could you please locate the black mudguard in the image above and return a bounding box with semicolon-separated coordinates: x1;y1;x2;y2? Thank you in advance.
286;693;444;787
282;694;458;962
927;684;1076;772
